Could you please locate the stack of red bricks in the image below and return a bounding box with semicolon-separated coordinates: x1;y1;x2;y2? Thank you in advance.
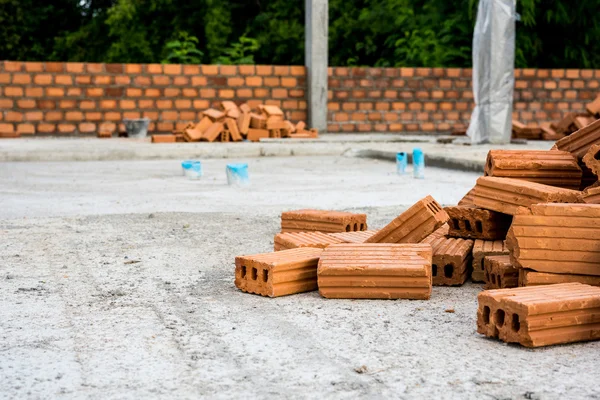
511;93;600;140
149;101;317;143
234;118;600;348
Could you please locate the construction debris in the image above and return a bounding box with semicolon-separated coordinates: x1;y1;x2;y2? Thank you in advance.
471;240;510;283
483;255;518;290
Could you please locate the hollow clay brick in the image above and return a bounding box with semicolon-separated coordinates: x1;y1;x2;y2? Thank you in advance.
579;162;598;190
220;101;238;112
317;244;433;300
203;108;225;121
540;122;565;141
471;176;583;215
250;113;267;129
483;255;518;289
484;150;582;190
551;112;578;135
239;103;251;114
472;239;509;282
260;105;284;118
582;144;600;178
477;282;600;347
226;108;240;120
512;120;541;140
247;128;269;142
587;95;600;117
421;232;473;286
365;196;449;244
296;121;306;132
281;209;367;233
237;112;251;135
457;188;476;206
574;115;596;130
151;134;176;143
235;247;323;297
201;122;224;142
184;117;212;142
225;118;242;142
445;206;512;240
506;203;600;276
328;230;378;243
554;119;600;160
583;186;600;204
274;231;345;251
519;269;600;287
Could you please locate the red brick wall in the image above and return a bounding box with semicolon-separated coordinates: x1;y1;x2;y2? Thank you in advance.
0;61;306;136
0;61;599;136
327;67;600;133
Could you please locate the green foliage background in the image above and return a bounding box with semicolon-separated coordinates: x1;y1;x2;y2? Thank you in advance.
0;0;598;68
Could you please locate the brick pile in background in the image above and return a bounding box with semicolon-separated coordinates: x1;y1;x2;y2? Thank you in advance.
327;67;600;134
0;61;306;137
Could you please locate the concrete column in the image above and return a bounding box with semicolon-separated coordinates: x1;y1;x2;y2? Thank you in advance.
305;0;328;133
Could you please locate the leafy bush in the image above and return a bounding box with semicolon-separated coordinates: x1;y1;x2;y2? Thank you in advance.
162;32;204;64
216;35;260;65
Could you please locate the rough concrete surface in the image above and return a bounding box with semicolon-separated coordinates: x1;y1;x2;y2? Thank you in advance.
1;156;599;399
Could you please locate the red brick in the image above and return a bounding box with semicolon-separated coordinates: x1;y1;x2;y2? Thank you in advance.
200;88;216;98
163;64;181;75
45;62;64;73
5;111;22;122
35;123;55;133
25;111;44;121
4;61;22;72
79;122;96;133
236;88;252;98
24;62;44;72
64;111;83;121
245;76;262;87
282;77;297;87
254;88;269;98
0;73;9;84
160;110;178;121
115;76;131;85
5;87;23;97
12;73;31;84
0;123;15;134
152;75;170;85
104;112;121;121
145;88;161;97
118;100;135;109
99;100;116;109
56;123;76;133
33;74;52;85
134;76;151;86
175;99;191;109
188;76;206;86
239;65;255;75
59;100;76;109
36;99;55;110
84;63;103;73
227;77;244;86
182;65;200;75
256;65;273;75
86;88;103;97
125;64;142;74
200;65;218;75
85;112;102;121
16;99;35;109
172;76;188;86
220;65;237;75
46;87;65;97
16;123;35;134
219;89;235;98
45;111;63;121
156;100;173;109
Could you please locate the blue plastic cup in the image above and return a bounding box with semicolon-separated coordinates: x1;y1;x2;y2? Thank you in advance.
226;163;250;186
396;152;408;175
181;160;202;179
413;148;425;179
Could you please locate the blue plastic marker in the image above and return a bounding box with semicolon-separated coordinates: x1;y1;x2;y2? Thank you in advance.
181;160;202;179
226;163;250;186
413;148;425;179
396;152;408;175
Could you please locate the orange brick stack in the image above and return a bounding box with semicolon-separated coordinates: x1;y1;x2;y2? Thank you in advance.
151;102;318;143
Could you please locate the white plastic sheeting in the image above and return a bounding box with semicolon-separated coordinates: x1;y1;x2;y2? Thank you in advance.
467;0;517;144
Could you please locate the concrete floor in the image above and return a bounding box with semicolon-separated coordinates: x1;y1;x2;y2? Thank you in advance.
1;156;599;399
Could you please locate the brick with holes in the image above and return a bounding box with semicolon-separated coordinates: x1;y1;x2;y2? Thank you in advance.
328;230;378;243
583;186;600;204
511;120;541;140
519;269;600;287
249;113;267;129
506;203;600;276
587;95;600;117
484;150;582;190
551;112;579;135
281;209;367;233
471;176;583;215
365;196;449;244
317;244;433;300
247;128;269;142
225;118;242;141
203;108;225;121
184;117;212;142
445;206;512;240
477;283;600;347
274;231;345;251
235;247;323;297
421;231;473;286
201;122;224;142
553;118;600;160
540;122;565;141
483;255;518;289
582;144;600;178
237;112;251;135
472;239;509;282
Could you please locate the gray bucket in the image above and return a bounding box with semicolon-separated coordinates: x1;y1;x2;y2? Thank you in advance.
123;118;150;138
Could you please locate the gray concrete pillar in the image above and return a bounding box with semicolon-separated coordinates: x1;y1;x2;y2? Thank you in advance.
305;0;328;133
